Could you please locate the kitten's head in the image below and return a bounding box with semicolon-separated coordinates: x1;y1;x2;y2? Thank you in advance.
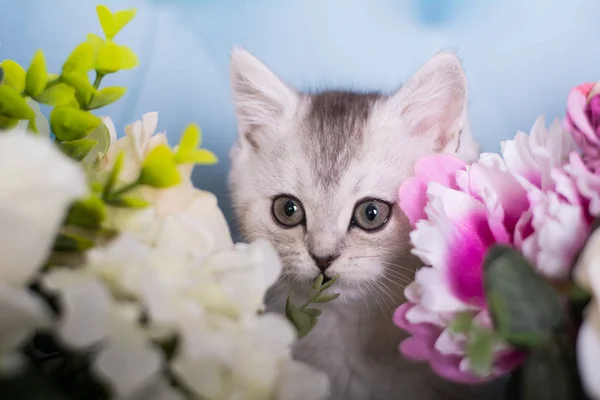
228;48;479;301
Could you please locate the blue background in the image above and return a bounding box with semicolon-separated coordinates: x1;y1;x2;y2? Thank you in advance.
2;0;599;238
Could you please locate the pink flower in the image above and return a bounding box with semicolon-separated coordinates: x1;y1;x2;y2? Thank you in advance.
565;81;600;171
396;153;528;381
394;117;589;381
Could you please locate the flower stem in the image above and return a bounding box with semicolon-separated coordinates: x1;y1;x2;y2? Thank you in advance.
110;179;140;198
93;71;105;89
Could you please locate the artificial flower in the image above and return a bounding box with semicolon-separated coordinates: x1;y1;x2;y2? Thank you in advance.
172;313;330;400
565;81;600;171
502;116;575;190
0;129;87;361
573;228;600;400
396;152;528;381
98;111;168;181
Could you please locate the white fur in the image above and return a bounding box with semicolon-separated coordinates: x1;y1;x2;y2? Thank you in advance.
228;49;491;400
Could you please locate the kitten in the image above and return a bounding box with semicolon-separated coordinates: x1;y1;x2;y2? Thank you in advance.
228;48;501;400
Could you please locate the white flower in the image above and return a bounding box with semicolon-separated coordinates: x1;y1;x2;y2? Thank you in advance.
574;228;600;400
172;313;329;400
0;129;87;359
0;130;88;284
99;112;167;181
42;269;163;399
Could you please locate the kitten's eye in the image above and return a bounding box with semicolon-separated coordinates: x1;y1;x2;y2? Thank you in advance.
351;199;391;232
272;195;305;227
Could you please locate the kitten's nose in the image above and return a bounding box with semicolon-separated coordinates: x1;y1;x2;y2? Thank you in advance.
310;254;338;271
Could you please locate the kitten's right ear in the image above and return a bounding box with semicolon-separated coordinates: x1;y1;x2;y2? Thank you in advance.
229;47;298;148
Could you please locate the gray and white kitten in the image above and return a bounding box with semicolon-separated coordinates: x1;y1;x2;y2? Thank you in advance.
228;48;501;400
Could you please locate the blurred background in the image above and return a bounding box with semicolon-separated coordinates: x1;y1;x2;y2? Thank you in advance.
1;0;599;239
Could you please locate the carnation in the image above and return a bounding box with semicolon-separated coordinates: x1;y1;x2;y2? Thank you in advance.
394;87;600;399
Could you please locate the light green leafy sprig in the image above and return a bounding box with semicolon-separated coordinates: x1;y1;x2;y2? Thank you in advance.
285;275;340;338
0;5;138;164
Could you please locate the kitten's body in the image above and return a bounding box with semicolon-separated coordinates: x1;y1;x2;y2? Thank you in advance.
228;49;501;400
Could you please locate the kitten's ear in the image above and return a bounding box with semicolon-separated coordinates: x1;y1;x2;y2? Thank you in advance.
230;47;298;146
391;52;467;149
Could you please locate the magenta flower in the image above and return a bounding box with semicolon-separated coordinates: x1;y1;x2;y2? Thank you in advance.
565;82;600;171
394;117;592;382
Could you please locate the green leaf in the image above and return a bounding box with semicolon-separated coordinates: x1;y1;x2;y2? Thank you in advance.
66;196;106;229
320;275;339;291
521;343;573;400
312;274;324;290
0;65;4;84
0;85;36;131
114;9;137;34
61;72;96;107
138;144;182;188
96;42;139;74
62;42;95;75
88;86;126;109
47;73;60;85
87;33;105;53
54;232;94;252
285;297;312;338
96;6;136;40
35;83;76;106
450;311;476;334
96;5;117;40
104;195;150;208
103;151;125;196
59;138;99;161
174;148;218;165
466;327;496;377
304;308;322;319
83;120;111;164
312;293;340;303
179;123;201;150
0;60;26;93
25;50;48;97
50;107;102;141
484;245;565;348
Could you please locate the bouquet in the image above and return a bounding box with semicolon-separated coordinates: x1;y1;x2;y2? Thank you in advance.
0;5;330;400
393;82;600;400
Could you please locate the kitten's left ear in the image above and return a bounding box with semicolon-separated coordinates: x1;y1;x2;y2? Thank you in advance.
391;52;468;149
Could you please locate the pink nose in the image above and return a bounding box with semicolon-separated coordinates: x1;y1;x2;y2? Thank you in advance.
310;254;338;271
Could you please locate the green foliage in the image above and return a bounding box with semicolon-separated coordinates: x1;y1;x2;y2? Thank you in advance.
25;50;47;97
66;196;107;229
53;231;95;252
96;5;137;41
95;42;139;74
519;341;579;400
466;326;497;377
138;145;182;188
50;107;102;141
449;311;476;334
0;85;36;131
0;65;4;84
88;86;126;109
483;245;565;348
35;83;77;107
174;123;218;165
59;138;99;161
285;275;340;338
1;60;26;92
